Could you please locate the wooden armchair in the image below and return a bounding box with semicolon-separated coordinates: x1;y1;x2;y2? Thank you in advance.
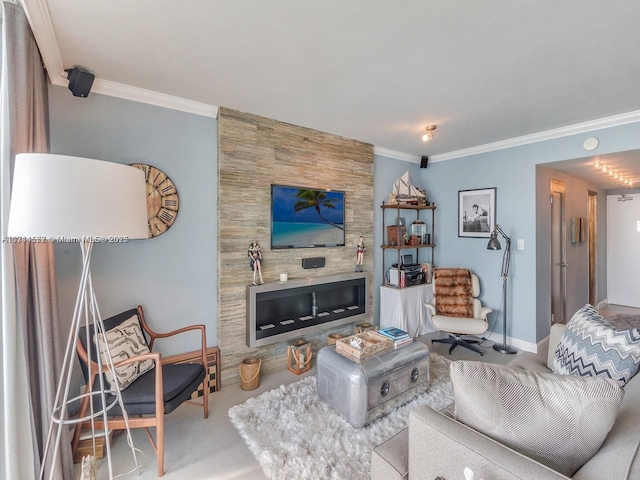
72;305;209;476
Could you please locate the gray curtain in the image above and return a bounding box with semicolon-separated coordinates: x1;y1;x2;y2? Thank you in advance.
2;2;73;479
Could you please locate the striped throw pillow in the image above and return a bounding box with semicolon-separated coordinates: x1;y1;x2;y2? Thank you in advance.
553;304;640;386
450;360;623;477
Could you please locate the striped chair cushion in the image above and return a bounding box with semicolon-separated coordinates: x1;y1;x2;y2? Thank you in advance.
450;360;623;477
94;315;154;390
552;304;640;386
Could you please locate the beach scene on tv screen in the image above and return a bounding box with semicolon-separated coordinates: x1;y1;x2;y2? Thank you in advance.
272;186;345;248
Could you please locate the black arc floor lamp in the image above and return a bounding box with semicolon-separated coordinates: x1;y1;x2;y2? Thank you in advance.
487;224;517;354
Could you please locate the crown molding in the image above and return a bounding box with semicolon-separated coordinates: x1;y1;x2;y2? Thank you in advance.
91;79;218;118
21;0;65;86
429;109;640;163
21;0;218;118
376;109;640;165
373;147;420;163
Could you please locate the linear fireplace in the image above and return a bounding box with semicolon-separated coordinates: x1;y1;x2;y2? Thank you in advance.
246;272;368;348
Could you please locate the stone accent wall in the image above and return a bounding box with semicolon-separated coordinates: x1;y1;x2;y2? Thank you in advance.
218;107;374;386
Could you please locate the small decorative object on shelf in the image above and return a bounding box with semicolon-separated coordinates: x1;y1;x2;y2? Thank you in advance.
248;239;263;285
411;220;427;244
387;225;406;247
354;322;377;334
328;333;343;345
417;194;429;207
287;338;312;375
390;171;426;205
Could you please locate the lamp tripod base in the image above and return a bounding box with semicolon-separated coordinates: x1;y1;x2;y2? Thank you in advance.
493;343;517;355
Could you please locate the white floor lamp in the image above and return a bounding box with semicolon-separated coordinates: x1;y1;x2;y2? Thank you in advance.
487;224;517;354
8;153;149;479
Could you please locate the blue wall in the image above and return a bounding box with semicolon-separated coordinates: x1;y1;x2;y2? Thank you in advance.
49;86;218;354
372;156;423;325
48;83;640;354
420;122;640;349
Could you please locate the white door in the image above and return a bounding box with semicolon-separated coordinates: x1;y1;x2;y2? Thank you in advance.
607;194;640;308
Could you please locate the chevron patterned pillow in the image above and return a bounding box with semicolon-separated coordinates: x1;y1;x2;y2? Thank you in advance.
553;304;640;386
451;360;623;477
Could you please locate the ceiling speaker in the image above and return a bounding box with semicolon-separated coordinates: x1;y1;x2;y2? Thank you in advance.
420;156;429;169
65;67;95;98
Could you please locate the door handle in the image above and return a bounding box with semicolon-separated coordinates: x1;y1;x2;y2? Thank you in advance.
561;262;568;268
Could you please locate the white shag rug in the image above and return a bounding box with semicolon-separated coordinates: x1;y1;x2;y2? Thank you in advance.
228;353;453;480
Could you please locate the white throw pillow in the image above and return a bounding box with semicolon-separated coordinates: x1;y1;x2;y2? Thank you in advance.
94;315;154;390
450;360;624;477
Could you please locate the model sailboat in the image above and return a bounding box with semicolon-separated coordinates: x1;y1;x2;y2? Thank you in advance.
389;171;426;205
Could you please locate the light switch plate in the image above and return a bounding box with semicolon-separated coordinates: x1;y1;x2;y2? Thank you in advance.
517;239;525;250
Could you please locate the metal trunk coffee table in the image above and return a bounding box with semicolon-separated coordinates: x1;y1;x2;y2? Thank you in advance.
317;341;430;428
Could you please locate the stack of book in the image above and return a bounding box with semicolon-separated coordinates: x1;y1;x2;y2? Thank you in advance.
377;327;413;348
73;430;115;463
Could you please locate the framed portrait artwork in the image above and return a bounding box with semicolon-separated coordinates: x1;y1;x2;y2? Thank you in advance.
458;188;496;238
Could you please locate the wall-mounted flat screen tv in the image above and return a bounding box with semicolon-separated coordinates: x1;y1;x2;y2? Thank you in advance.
271;184;345;249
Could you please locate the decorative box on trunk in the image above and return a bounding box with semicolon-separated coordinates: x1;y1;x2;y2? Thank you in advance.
317;341;429;428
354;322;378;334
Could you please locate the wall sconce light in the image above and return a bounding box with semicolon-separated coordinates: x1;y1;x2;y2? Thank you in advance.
422;125;437;142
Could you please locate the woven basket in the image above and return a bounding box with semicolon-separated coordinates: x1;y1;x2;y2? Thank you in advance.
240;357;261;391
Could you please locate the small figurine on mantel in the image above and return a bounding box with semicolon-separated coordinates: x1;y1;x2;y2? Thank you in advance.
248;240;264;285
355;235;366;272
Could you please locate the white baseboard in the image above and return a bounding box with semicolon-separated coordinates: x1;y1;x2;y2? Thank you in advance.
484;331;538;354
597;299;608;310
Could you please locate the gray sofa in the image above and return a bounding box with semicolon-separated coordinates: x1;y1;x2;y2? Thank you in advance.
371;324;640;479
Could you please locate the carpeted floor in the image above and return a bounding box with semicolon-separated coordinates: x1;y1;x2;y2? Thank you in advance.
228;353;453;480
605;313;640;330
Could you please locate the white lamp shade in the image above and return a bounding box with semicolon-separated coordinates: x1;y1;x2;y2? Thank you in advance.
8;153;148;240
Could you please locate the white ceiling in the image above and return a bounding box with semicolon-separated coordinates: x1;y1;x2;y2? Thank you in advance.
20;0;640;188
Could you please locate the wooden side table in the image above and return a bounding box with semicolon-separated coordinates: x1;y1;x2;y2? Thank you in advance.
163;346;221;395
